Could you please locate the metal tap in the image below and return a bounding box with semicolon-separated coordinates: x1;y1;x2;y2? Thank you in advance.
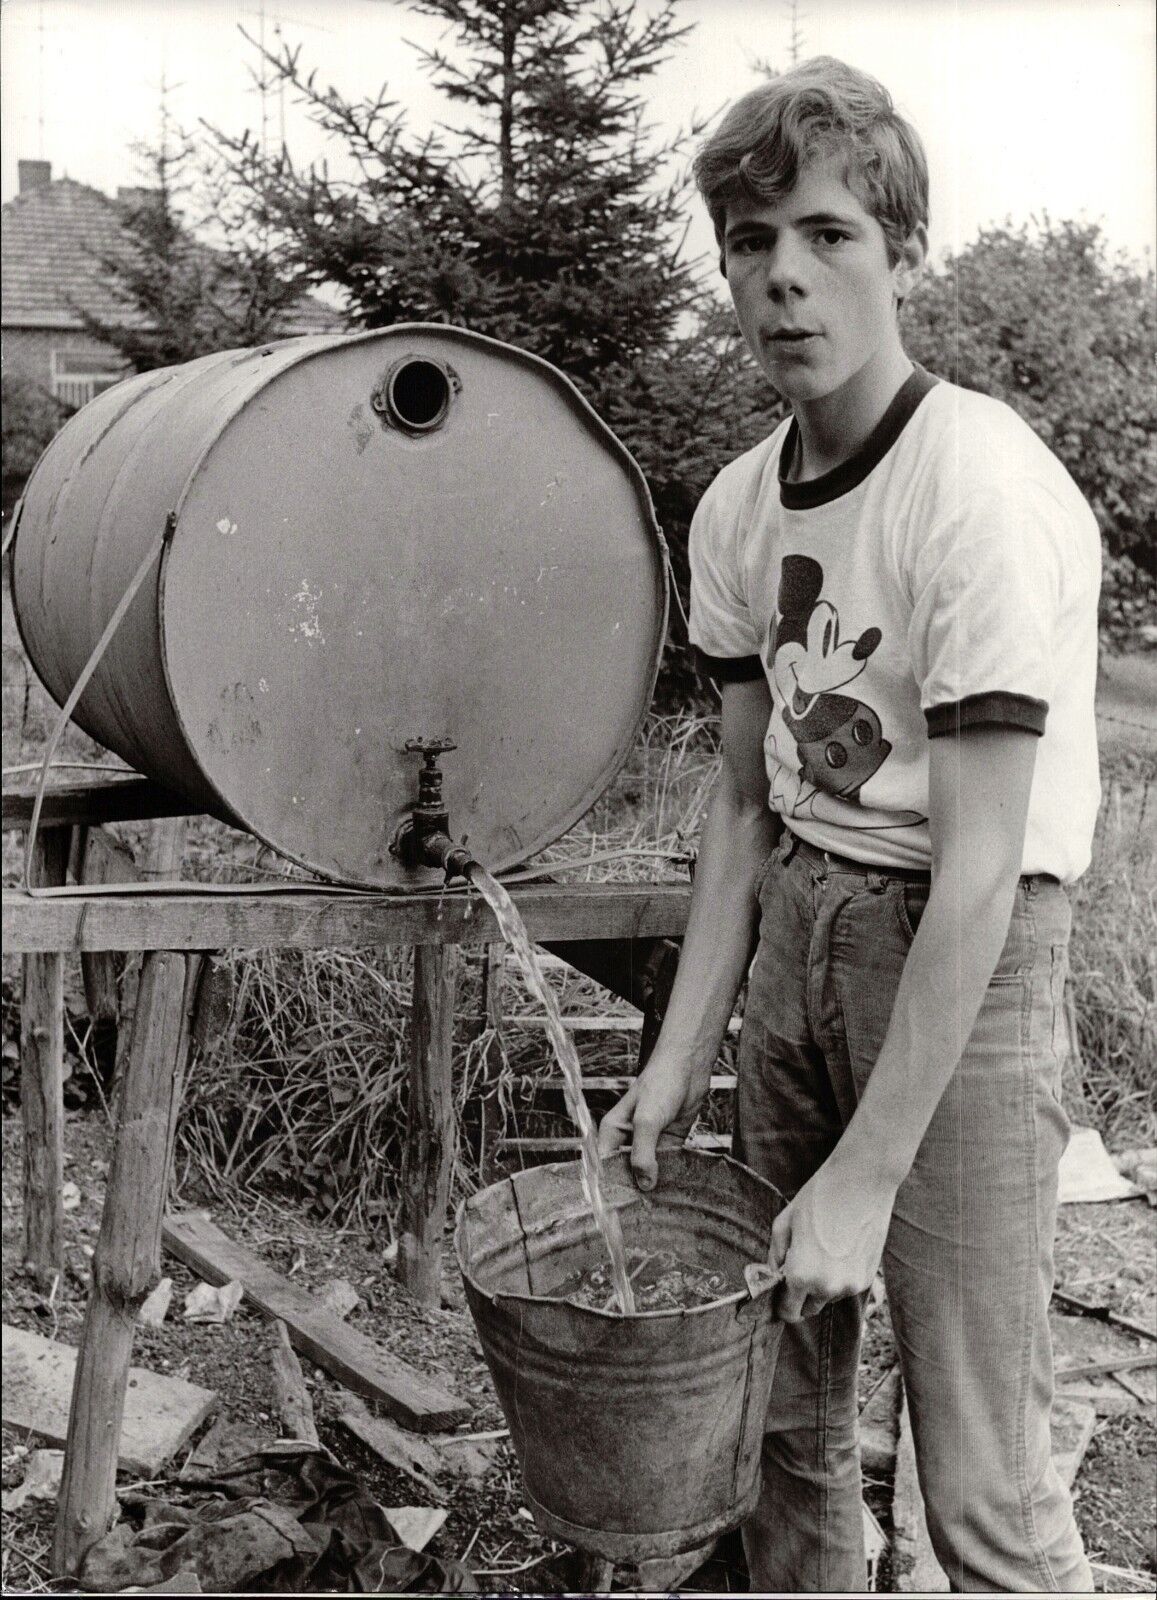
391;738;476;882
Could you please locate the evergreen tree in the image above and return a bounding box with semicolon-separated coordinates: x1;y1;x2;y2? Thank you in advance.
76;129;315;373
208;0;780;701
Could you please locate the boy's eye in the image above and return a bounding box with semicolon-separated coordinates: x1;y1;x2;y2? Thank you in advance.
729;236;766;256
816;228;849;247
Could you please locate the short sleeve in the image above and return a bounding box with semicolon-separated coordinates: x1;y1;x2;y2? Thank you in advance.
909;482;1067;739
688;476;763;682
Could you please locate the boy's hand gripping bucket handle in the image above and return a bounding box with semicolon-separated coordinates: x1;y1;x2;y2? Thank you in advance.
743;1261;783;1306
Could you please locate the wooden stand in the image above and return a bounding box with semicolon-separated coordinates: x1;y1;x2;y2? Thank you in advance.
398;943;460;1306
20;828;70;1287
52;951;201;1575
3;775;691;1579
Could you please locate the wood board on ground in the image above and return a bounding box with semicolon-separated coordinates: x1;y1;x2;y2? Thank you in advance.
162;1211;467;1433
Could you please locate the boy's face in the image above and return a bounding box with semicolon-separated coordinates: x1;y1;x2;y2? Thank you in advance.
721;157;924;406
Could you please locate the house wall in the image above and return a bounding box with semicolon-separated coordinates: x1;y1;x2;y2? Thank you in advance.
3;326;127;405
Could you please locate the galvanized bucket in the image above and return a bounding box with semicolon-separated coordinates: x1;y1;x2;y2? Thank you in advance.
454;1148;784;1561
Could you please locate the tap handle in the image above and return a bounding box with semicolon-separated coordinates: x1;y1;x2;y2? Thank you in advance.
404;737;457;768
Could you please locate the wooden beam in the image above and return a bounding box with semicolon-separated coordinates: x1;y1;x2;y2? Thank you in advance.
3;776;198;833
399;944;460;1308
53;950;198;1579
162;1211;467;1431
21;828;71;1287
3;882;692;955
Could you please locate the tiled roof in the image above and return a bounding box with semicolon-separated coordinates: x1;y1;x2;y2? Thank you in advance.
2;178;145;330
2;176;341;338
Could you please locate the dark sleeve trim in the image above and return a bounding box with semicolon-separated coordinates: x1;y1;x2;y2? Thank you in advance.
925;691;1049;739
693;648;764;683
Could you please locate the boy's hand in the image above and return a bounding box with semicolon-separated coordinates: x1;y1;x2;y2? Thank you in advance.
770;1156;897;1322
597;1058;707;1191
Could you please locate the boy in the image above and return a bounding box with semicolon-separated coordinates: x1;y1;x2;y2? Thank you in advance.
599;57;1099;1593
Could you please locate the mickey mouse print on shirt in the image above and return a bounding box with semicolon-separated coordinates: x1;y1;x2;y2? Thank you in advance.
765;554;925;833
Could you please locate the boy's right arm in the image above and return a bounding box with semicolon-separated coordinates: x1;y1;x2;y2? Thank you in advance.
598;675;781;1189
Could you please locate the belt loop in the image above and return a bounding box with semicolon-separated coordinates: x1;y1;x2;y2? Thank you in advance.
781;830;800;867
866;868;886;894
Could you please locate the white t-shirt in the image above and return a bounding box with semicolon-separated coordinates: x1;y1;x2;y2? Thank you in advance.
689;367;1101;881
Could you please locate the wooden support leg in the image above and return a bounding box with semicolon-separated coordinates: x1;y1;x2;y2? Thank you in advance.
21;827;71;1287
112;818;188;1090
52;950;201;1580
398;943;460;1308
78;827;137;1085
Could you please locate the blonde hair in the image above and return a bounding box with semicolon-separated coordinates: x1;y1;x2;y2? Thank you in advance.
694;57;929;268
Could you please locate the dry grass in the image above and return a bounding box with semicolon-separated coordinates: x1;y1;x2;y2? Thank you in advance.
1067;769;1156;1148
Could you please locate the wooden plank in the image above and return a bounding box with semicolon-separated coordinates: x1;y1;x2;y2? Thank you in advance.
538;1073;737;1094
1056;1352;1155;1382
270;1321;319;1445
494;1131;732;1155
162;1210;467;1432
337;1399;500;1497
507;1015;742;1034
2;1323;215;1478
21;827;70;1286
3;881;693;954
2;776;196;832
398;944;460;1308
55;951;199;1577
507;1012;646;1030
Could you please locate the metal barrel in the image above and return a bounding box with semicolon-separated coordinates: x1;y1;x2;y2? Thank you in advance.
11;326;667;887
455;1149;785;1561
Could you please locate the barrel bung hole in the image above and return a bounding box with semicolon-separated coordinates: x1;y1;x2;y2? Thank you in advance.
388;359;452;432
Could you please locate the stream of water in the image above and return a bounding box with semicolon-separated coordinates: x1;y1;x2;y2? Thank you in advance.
467;863;637;1315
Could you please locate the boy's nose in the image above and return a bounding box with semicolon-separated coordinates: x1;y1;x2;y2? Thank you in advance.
764;238;810;299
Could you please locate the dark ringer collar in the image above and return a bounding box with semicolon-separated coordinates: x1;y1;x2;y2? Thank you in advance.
779;364;939;509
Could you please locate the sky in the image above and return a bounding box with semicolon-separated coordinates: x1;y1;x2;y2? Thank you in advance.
2;0;1154;277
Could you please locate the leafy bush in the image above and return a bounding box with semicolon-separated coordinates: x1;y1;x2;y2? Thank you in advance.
905;220;1157;578
1;374;69;485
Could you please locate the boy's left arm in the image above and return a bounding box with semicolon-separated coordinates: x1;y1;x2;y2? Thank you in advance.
770;724;1039;1322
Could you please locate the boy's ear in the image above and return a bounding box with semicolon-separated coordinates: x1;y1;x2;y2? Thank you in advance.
894;224;929;300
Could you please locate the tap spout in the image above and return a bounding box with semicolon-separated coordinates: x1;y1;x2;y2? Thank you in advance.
416;829;477;884
391;738;477;883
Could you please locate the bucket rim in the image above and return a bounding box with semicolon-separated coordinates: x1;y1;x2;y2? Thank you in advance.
453;1148;783;1321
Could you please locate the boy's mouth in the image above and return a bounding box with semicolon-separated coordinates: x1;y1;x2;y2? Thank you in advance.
768;328;820;344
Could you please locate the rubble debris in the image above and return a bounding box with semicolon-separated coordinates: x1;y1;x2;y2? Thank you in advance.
318;1278;360;1320
1;1447;64;1511
139;1279;174;1329
183;1279;243;1324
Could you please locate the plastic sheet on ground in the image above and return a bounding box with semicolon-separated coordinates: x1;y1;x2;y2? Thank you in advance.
1058;1127;1142;1204
77;1440;476;1593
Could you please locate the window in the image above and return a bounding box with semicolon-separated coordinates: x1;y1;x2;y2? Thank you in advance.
51;347;126;410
